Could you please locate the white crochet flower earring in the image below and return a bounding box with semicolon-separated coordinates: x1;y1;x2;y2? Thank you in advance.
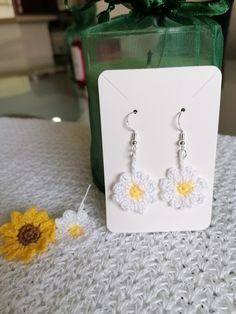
112;110;158;214
159;108;207;209
55;185;92;242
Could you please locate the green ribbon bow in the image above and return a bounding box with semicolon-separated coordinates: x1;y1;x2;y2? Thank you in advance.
106;0;233;16
65;0;233;17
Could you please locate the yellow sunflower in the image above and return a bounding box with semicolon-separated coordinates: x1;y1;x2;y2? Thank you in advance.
0;207;55;263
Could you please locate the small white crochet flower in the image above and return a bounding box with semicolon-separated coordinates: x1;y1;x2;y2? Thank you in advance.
159;166;207;209
55;209;90;241
112;171;158;214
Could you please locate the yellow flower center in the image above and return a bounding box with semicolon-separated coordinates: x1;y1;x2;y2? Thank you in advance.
67;224;83;237
176;181;194;196
128;184;144;200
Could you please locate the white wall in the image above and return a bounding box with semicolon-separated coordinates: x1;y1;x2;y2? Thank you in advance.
0;5;14;18
0;23;28;74
20;22;54;69
96;2;129;17
0;19;54;75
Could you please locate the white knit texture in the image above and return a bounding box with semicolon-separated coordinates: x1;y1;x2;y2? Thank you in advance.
0;118;236;314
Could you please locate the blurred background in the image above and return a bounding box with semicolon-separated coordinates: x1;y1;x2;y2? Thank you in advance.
0;0;235;134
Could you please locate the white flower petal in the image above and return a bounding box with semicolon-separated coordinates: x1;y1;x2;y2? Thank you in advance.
141;179;157;195
169;195;183;209
166;167;180;181
159;178;170;189
148;192;158;204
74;210;89;224
55;208;92;242
185;167;198;181
55;217;64;227
119;199;132;211
134;204;145;214
112;171;157;214
195;177;207;191
113;182;125;194
160;166;207;209
188;192;199;204
120;172;132;183
112;192;123;204
136;172;149;184
159;179;176;195
62;210;77;220
183;195;193;208
160;191;173;202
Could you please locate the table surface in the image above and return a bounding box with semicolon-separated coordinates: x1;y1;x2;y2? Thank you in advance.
0;118;235;314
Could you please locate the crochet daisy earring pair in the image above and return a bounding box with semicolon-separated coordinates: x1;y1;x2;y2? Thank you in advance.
112;108;207;214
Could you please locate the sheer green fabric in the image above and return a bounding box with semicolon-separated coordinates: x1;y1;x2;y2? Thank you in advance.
80;0;233;192
103;0;232;16
65;0;96;29
65;2;96;82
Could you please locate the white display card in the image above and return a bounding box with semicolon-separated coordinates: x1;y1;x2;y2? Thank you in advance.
98;66;222;233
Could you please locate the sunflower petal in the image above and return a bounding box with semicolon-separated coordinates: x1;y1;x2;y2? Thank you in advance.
10;211;24;230
41;228;56;243
0;237;19;248
22;207;38;223
19;247;36;263
39;220;55;232
0;222;15;235
33;210;49;226
3;244;25;261
34;239;49;253
0;242;21;255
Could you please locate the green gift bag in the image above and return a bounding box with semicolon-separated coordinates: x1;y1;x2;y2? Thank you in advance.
81;0;233;192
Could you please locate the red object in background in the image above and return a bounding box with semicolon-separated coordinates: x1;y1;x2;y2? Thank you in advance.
71;39;86;87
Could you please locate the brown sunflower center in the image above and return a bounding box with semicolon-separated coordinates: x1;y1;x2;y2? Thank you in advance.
17;224;41;246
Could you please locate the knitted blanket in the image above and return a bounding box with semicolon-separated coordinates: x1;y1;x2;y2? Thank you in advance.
0;118;235;314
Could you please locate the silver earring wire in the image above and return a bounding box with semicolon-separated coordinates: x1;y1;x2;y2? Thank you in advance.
125;109;138;145
124;109;138;176
177;108;187;167
177;108;185;133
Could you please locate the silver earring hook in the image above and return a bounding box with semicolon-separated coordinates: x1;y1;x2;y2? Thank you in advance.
124;109;138;147
177;108;187;161
125;109;138;133
177;107;185;133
